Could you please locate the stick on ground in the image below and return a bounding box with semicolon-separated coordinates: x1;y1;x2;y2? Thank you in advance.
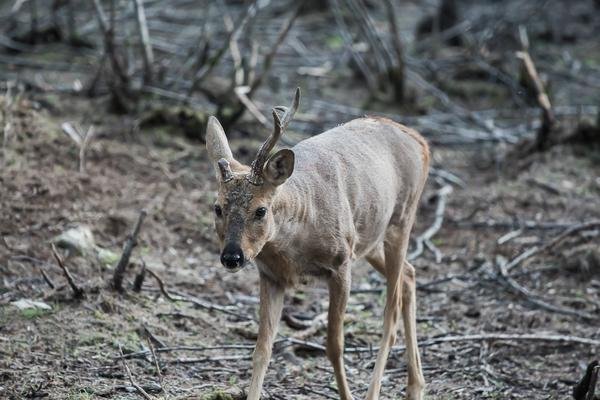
119;344;155;400
113;209;147;291
51;244;84;299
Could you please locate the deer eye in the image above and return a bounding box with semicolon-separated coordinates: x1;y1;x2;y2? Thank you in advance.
254;207;267;220
214;205;223;217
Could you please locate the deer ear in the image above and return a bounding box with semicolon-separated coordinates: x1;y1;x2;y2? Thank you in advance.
263;149;295;186
206;116;233;164
206;116;234;181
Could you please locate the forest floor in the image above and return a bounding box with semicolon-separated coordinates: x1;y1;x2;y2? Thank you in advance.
1;1;600;399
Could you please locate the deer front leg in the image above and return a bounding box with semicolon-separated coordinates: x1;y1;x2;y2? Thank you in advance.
327;265;353;400
247;274;285;400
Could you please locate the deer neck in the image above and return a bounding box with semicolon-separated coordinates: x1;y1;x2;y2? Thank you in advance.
267;177;312;251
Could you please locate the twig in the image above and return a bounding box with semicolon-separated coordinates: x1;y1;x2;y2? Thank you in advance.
345;333;600;354
187;0;258;96
408;185;453;261
248;3;301;96
61;122;96;174
220;3;243;86
329;0;378;93
133;260;146;292
145;268;252;320
119;344;155;400
516;26;554;150
142;322;167;349
92;0;130;107
504;220;600;272
2;80;14;164
119;344;255;360
132;0;154;84
146;337;164;393
51;244;84;299
38;265;55;289
113;210;147;291
233;86;269;127
497;260;598;321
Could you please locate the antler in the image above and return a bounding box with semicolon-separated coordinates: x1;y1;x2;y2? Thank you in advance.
246;87;300;185
217;158;234;182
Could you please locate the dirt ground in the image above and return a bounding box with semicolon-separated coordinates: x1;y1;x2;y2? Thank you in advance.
1;1;600;399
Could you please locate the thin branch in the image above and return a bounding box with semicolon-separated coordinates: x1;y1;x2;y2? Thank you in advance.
329;0;378;92
145;268;252;321
146;337;164;393
345;333;600;354
51;244;84;299
113;210;147;291
248;3;301;96
132;0;154;84
119;344;155;400
187;0;259;96
516;26;554;150
38;265;55;289
497;260;598;321
408;185;453;261
133;261;146;292
505;220;600;272
233;86;269;127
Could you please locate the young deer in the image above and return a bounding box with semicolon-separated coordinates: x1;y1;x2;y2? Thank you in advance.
205;88;429;400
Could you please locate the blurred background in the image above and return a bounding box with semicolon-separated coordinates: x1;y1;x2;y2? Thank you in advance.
1;0;599;399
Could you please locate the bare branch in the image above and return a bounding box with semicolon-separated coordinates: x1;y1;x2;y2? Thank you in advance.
51;244;84;299
248;3;301;96
132;0;154;84
408;185;453;261
118;344;155;400
516;26;554;150
113;210;147;291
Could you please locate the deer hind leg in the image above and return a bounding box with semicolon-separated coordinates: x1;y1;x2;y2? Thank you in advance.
366;227;408;400
327;263;353;400
402;261;425;400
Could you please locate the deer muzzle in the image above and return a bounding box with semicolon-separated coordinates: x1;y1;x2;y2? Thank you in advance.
220;242;245;271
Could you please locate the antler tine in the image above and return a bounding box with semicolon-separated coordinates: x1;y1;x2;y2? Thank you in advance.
247;88;300;185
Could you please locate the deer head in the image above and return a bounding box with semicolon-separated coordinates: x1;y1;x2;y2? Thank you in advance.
205;88;300;271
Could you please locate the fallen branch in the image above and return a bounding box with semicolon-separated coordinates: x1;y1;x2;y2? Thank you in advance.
145;268;252;321
345;333;600;354
119;344;255;360
113;210;147;291
118;344;155;400
497;260;598;321
408;185;453;261
38;265;55;289
51;244;84;299
505;220;600;272
145;337;164;393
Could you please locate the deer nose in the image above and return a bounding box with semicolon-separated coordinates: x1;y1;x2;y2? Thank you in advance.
221;243;245;269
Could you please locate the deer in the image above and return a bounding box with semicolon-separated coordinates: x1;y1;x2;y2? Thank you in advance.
205;88;429;400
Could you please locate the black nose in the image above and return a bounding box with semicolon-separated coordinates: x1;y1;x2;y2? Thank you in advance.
221;243;245;269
